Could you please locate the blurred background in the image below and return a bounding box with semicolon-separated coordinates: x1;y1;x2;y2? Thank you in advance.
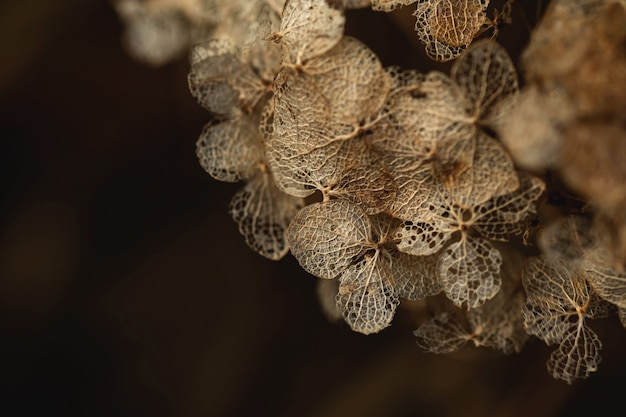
1;1;624;416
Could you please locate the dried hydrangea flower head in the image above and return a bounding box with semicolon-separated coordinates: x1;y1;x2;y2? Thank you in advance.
113;0;626;384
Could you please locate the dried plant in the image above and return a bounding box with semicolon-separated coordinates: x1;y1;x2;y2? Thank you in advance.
114;0;626;384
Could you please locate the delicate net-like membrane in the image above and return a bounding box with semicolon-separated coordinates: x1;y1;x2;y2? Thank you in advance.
397;172;545;255
438;236;502;309
240;4;283;82
369;214;441;299
397;71;474;143
286;200;372;279
522;256;609;383
386;167;438;221
413;0;490;62
206;1;283;50
437;132;519;208
266;131;396;213
414;312;471;353
188;38;268;116
472;172;545;241
369;71;471;169
336;229;440;334
195;117;264;183
192;1;284;80
288;200;440;333
270;37;390;156
397;172;543;256
269;67;339;162
301;37;391;127
370;0;418;12
368;72;476;220
396;216;453;256
396;172;543;308
464;271;528;353
323;139;398;214
272;0;346;66
264;137;337;197
266;37;393;210
451;40;518;126
390;251;440;300
391;41;519;137
547;328;602;384
229;171;305;260
369;59;518;219
336;252;400;334
415;274;527;353
583;254;626;309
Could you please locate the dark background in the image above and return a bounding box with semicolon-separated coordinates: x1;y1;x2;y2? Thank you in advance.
0;1;624;416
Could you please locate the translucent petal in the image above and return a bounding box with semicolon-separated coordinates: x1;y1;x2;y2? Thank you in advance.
274;0;345;65
473;172;545;241
304;37;390;124
389;252;441;300
451;39;519;125
396;218;454;256
414;312;471;353
466;281;528;353
230;172;305;260
271;66;347;155
413;0;490;62
547;326;602;384
369;71;469;171
440;133;519;208
195;117;264;183
188;39;267;115
322;138;397;214
336;252;399;334
583;257;626;309
437;237;502;309
286;200;371;279
521;257;594;344
271;37;389;155
386;167;437;221
265;138;340;197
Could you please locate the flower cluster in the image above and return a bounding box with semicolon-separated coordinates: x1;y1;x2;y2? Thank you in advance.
114;0;626;384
